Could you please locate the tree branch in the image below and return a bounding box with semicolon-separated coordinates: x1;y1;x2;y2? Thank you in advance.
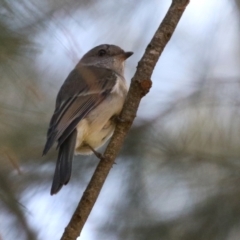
61;0;190;239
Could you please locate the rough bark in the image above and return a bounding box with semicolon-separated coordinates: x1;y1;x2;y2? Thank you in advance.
61;1;190;239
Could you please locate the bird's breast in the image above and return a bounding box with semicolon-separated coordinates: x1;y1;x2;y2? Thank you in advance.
75;76;128;155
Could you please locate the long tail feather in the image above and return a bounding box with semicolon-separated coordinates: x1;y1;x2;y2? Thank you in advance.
50;129;77;195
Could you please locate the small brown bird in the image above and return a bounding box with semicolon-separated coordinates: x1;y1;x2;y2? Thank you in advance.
43;44;133;195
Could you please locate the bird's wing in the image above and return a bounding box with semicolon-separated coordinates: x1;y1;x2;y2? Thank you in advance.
43;65;117;155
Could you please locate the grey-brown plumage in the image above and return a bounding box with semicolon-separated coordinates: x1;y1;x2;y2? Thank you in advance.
43;44;133;195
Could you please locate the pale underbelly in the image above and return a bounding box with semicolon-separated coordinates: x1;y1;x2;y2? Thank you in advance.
75;118;116;154
74;94;124;155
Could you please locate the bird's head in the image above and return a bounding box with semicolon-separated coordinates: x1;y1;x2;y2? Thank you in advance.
79;44;133;75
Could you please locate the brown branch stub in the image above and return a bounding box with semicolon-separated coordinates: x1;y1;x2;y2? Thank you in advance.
60;1;190;239
139;79;152;96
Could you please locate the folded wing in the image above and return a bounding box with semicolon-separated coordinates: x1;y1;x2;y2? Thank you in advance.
43;65;117;155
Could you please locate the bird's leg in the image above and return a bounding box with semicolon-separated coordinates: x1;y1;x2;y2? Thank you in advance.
86;143;104;160
85;143;118;165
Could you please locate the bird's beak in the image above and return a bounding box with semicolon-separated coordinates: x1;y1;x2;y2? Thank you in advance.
123;51;134;59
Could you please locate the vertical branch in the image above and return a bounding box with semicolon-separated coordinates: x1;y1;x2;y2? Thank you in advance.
61;1;190;239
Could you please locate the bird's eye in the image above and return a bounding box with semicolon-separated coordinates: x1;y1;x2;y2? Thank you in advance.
98;49;106;56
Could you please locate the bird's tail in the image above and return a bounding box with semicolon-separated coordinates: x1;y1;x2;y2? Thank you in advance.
50;129;77;195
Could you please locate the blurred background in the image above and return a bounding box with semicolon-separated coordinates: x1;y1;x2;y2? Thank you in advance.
1;0;240;239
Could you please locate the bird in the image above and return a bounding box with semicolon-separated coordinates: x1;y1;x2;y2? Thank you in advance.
43;44;133;195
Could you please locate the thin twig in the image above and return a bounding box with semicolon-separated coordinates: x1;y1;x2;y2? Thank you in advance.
61;1;190;239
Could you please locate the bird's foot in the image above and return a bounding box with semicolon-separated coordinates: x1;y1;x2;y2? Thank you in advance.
112;115;132;124
86;143;104;160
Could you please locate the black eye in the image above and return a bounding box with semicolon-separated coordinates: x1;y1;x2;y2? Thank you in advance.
98;49;106;56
